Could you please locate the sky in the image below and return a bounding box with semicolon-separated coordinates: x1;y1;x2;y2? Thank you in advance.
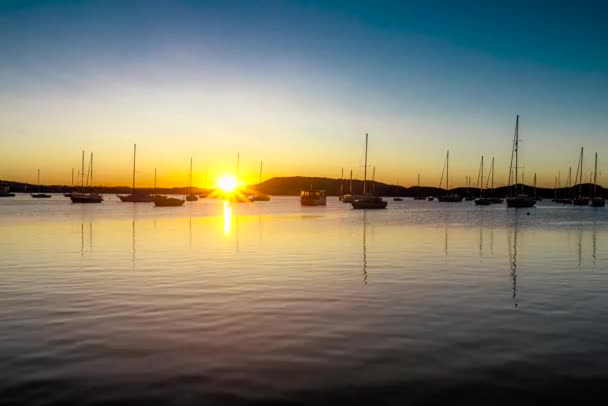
1;0;607;188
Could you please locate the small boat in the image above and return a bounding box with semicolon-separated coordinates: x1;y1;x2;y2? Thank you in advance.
427;196;434;201
341;170;355;203
249;160;271;202
63;193;72;197
0;183;15;197
413;173;425;200
351;134;387;210
590;153;605;207
118;145;153;202
437;150;462;202
393;197;403;201
475;198;492;206
70;192;103;203
185;157;198;202
353;195;388;209
506;116;535;208
301;189;326;206
31;169;52;198
250;194;270;202
153;195;185;207
71;152;103;204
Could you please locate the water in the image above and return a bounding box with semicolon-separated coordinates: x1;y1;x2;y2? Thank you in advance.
1;194;608;405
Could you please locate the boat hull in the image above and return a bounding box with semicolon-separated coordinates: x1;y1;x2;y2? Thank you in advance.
186;194;199;202
70;193;103;203
31;193;52;198
474;198;492;206
572;198;590;206
153;196;185;207
352;201;387;209
590;197;606;207
249;195;271;202
506;197;535;208
118;194;154;203
438;195;463;202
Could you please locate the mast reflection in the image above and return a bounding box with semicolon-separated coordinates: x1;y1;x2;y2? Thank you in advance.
80;223;93;257
508;215;519;308
362;210;368;285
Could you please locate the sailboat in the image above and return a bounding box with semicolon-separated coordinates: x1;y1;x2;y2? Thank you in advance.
475;156;492;206
413;173;425;200
533;173;542;201
186;157;198;202
342;170;355;203
590;152;605;207
352;134;387;209
249;160;271;202
571;147;589;205
118;144;153;202
71;151;103;203
481;157;502;204
31;169;52;198
153;168;185;207
437;150;462;202
506;115;535;208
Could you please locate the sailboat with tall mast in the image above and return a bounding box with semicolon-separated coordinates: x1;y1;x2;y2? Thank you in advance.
118;144;153;202
71;151;103;203
152;168;185;207
572;147;589;205
352;133;387;209
438;150;462;202
506;115;535;208
64;168;75;197
249;160;271;202
185;157;198;202
590;152;605;207
31;169;52;198
342;170;355;203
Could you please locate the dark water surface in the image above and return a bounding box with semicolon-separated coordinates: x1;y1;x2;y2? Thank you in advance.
1;195;608;405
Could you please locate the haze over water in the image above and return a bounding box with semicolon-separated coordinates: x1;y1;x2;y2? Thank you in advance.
2;196;608;404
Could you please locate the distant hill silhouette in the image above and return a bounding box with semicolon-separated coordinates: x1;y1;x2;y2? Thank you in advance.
1;177;605;199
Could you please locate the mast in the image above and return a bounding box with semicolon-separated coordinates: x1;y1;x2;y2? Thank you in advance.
259;160;263;185
90;152;94;189
554;176;558;199
154;168;157;193
349;170;352;194
132;144;136;194
189;157;193;195
37;168;40;188
514;115;519;195
418;173;421;198
481;156;484;196
594;152;598;197
340;168;344;195
372;166;375;194
81;150;85;192
446;150;450;192
579;147;584;197
71;168;74;187
363;133;368;194
534;173;537;199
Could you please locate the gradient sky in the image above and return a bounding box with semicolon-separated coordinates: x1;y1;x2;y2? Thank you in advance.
1;0;607;188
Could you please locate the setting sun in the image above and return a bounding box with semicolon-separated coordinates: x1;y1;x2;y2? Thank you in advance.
217;175;238;193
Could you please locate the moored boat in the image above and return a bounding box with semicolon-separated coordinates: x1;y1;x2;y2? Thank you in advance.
153;195;185;207
117;144;153;203
350;134;387;210
71;151;103;204
31;169;52;198
301;189;326;206
437;150;462;202
0;183;15;197
506;116;535;208
590;152;605;207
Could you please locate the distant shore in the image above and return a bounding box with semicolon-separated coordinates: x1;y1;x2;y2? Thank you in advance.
1;176;605;199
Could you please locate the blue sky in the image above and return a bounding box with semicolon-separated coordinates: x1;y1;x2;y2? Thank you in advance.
1;0;607;187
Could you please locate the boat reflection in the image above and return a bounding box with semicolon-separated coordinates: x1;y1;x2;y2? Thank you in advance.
132;219;136;265
223;201;231;236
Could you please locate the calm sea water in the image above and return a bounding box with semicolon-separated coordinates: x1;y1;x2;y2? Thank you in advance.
1;194;608;405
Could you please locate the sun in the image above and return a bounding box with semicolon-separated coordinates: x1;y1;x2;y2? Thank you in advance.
217;175;238;193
